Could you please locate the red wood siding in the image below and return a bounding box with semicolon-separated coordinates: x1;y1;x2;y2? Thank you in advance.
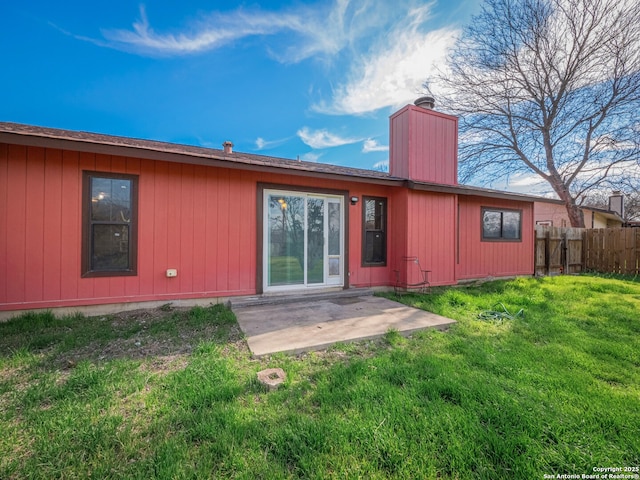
456;196;534;280
0;144;9;303
387;189;409;287
25;147;45;302
389;105;458;185
5;146;31;304
362;189;457;288
389;111;410;179
1;146;264;311
406;191;457;286
60;150;81;301
43;148;63;301
0;141;536;313
0;144;401;311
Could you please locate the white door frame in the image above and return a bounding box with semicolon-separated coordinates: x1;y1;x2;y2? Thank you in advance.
263;189;344;293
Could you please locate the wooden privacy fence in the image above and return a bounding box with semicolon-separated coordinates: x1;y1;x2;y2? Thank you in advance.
584;228;640;275
535;226;584;276
536;226;640;276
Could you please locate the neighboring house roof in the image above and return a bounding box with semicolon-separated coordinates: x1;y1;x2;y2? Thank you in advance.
533;197;565;205
0;121;544;203
534;198;624;223
584;206;624;224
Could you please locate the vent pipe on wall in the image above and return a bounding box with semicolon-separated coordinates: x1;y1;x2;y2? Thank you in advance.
414;96;435;110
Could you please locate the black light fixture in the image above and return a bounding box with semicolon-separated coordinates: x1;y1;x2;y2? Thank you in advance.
350;196;359;205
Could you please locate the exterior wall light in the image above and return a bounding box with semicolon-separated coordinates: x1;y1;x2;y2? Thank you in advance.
350;196;359;205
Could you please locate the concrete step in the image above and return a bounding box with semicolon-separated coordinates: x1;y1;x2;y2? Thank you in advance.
230;287;375;309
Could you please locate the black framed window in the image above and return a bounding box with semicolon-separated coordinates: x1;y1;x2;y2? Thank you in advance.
82;171;138;277
362;196;387;265
482;207;522;241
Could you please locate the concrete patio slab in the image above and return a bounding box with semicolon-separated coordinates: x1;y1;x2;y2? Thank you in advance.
232;294;456;357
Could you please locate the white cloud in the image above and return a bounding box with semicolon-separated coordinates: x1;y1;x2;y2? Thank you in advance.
372;160;389;172
77;1;461;120
301;152;322;163
94;1;390;62
255;136;291;151
508;173;545;188
362;138;388;153
297;127;360;149
311;6;460;115
482;174;549;195
87;0;459;77
99;5;299;56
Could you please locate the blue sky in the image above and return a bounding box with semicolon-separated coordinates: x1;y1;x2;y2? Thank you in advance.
1;0;481;172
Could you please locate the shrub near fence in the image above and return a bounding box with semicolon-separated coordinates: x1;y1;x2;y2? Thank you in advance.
585;228;640;275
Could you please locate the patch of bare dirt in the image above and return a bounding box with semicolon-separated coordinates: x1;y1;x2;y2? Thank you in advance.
54;306;249;374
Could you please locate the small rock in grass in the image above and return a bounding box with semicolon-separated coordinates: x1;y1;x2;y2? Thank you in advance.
257;368;286;391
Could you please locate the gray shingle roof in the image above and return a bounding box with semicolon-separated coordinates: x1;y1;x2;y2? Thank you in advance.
0;121;394;182
0;121;546;202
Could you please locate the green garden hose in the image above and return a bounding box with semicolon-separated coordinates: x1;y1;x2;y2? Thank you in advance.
478;303;524;321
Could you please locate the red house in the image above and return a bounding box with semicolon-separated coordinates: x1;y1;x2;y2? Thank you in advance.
0;98;538;318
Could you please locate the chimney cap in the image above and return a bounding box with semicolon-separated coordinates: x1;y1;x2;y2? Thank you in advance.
222;141;234;154
414;96;436;110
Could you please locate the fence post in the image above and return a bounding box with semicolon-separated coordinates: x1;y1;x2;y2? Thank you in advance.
544;229;550;276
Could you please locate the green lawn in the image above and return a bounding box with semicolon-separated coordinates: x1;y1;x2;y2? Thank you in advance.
1;275;639;479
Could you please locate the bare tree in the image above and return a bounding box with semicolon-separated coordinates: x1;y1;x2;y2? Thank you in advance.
436;0;640;227
621;193;640;222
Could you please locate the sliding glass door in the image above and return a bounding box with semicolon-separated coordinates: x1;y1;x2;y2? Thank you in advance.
265;190;343;291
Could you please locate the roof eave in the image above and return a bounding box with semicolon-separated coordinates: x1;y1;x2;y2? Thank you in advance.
0;128;401;186
407;180;546;202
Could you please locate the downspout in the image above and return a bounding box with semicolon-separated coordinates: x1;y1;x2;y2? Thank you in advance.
455;195;460;281
456;196;460;265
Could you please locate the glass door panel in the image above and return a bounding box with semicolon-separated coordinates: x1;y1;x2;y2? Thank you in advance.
328;202;340;255
268;195;304;286
306;198;325;284
327;201;342;282
264;190;343;291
